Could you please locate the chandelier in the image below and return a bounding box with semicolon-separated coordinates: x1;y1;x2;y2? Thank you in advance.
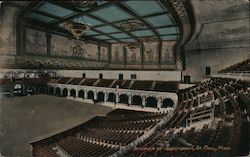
64;21;91;39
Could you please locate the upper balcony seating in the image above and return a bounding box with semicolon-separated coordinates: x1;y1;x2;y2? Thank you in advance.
219;59;250;73
67;78;84;85
81;78;98;86
152;81;178;92
130;80;153;91
57;77;71;84
95;79;114;87
33;145;58;157
111;80;132;89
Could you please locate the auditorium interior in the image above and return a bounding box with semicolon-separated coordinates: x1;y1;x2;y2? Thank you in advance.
0;0;249;157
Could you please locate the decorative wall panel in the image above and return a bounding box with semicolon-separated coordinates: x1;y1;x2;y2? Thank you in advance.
161;41;175;64
99;46;108;61
143;42;158;64
26;28;47;55
51;35;99;60
126;46;141;64
0;6;17;55
111;43;124;63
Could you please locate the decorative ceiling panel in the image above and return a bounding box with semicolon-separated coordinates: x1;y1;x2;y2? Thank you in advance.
156;27;179;35
37;2;73;17
123;1;166;16
110;33;130;39
90;6;132;22
120;38;136;42
26;13;55;23
161;35;178;40
95;26;120;33
131;30;154;37
94;35;111;40
73;16;103;26
145;14;175;27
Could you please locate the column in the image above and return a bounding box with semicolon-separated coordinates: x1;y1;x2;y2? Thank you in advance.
84;90;88;99
94;91;97;100
75;89;79;98
142;96;146;108
157;97;162;110
46;32;52;56
128;94;132;106
67;89;70;97
115;93;119;104
104;92;108;102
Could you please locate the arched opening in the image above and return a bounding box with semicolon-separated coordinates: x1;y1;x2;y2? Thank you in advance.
108;93;116;102
27;87;35;95
132;95;142;106
38;86;47;94
3;88;11;97
70;89;76;98
62;88;68;97
162;98;175;108
55;87;61;97
119;94;128;104
14;83;23;96
78;90;84;99
48;87;54;95
146;97;158;108
87;91;94;100
96;92;105;103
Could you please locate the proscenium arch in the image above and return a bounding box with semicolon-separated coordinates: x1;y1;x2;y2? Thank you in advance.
146;97;158;108
38;86;47;94
87;91;94;100
119;94;129;104
96;92;105;102
27;87;35;95
13;83;24;96
132;95;142;106
108;92;116;102
70;89;76;97
162;98;175;108
48;86;54;95
55;87;61;96
62;88;68;97
78;90;84;99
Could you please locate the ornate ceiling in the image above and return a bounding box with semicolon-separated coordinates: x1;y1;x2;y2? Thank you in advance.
22;0;181;44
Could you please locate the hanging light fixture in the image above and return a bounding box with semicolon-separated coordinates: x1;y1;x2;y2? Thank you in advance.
64;13;91;40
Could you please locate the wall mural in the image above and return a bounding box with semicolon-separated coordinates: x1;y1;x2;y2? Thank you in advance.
143;42;158;64
0;6;17;55
51;34;99;60
26;28;47;55
126;46;141;64
99;46;108;61
161;41;175;64
111;44;124;63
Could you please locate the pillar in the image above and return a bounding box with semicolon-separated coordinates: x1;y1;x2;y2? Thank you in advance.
84;90;88;99
75;89;79;98
104;92;108;102
67;89;70;97
94;91;97;100
157;97;162;110
115;93;119;104
128;94;132;106
142;96;146;108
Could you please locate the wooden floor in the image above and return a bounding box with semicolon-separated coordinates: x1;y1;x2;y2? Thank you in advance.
0;95;113;157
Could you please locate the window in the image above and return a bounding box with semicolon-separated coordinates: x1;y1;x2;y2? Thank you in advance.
206;66;211;75
184;75;190;83
99;73;103;79
119;74;123;80
131;74;137;80
82;73;86;78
